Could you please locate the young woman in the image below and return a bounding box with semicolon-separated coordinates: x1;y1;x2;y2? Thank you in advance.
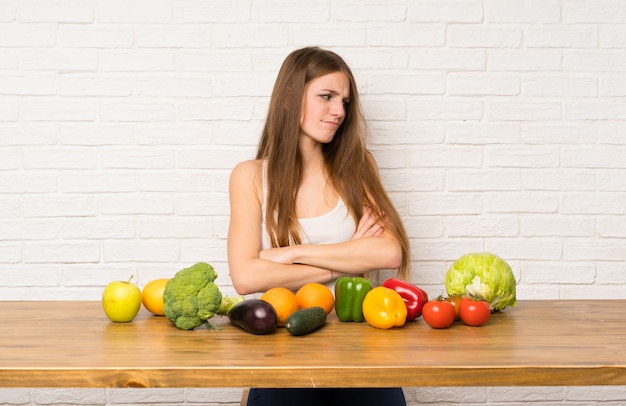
227;47;410;406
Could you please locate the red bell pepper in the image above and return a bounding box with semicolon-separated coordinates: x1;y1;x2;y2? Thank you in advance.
381;278;429;321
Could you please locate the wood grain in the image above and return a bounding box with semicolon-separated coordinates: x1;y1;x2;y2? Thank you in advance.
1;300;625;388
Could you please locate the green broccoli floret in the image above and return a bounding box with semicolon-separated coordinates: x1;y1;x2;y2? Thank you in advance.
163;262;243;330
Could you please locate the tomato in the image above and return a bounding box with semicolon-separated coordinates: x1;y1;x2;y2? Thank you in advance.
422;300;455;329
446;295;463;320
459;297;491;327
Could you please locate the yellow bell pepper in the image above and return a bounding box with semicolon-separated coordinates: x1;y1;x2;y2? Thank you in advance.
362;286;407;329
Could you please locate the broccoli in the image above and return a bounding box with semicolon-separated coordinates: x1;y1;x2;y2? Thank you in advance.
163;262;243;330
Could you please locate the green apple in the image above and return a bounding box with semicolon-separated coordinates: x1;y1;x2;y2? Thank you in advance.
102;276;142;322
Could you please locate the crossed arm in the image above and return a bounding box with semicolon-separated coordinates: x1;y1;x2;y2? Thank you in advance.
227;160;402;295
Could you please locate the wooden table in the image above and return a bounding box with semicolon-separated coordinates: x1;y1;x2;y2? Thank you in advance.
1;300;625;388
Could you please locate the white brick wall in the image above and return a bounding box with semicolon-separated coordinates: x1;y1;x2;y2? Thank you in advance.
1;0;625;404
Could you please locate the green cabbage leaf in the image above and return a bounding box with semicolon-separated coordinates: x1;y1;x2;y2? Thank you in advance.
444;252;517;311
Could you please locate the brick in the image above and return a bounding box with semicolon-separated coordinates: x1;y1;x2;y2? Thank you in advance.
522;75;597;97
107;388;184;403
61;171;136;193
99;101;175;122
408;97;483;120
58;25;133;48
20;98;97;122
22;148;99;169
1;265;61;286
524;169;595;191
446;169;521;192
23;195;98;217
23;241;100;263
63;218;135;239
600;74;626;96
596;262;626;284
488;386;563;402
485;192;559;214
292;26;368;47
21;48;98;71
600;24;626;48
489;100;561;121
369;73;445;95
100;193;174;215
486;0;560;23
176;98;255;121
173;0;251;23
18;0;93;23
561;192;626;215
597;169;626;191
0;97;19;121
335;1;406;22
175;193;229;216
597;215;626;237
137;216;212;238
565;238;626;261
0;172;57;193
525;25;598;48
486;146;560;168
408;146;483;168
213;24;289;48
563;1;626;24
368;24;445;47
486;238;563;260
562;146;626;168
409;48;485;71
408;192;482;215
103;240;179;262
370;122;445;145
59;74;133;97
448;25;522;48
448;73;520;96
0;74;58;95
58;124;134;146
408;0;482;23
0;219;60;240
0;49;19;68
446;216;519;238
138;171;214;192
32;388;105;405
381;169;444;192
0;243;21;263
134;26;211;48
564;50;626;72
213;72;276;97
447;122;520;145
101;148;174;169
100;50;174;72
0;23;56;47
521;215;595;237
134;76;212;97
521;123;598;144
176;50;252;72
488;49;562;71
252;1;329;22
95;0;170;23
181;240;228;263
0;148;19;169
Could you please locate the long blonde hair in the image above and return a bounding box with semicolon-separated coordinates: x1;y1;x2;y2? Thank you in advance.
256;47;410;280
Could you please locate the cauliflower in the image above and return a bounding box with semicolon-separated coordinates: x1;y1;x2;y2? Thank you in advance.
163;262;243;330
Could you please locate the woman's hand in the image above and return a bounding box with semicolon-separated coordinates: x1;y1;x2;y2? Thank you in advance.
351;207;385;240
259;246;296;264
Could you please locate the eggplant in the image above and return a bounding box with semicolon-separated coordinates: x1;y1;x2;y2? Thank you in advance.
227;299;277;335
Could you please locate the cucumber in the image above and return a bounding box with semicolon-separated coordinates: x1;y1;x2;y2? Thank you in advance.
285;306;327;336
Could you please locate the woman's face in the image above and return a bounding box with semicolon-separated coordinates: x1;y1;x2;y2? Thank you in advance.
299;71;350;145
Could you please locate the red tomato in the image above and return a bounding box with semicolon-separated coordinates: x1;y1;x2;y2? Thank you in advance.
422;300;455;329
459;298;491;327
446;295;463;321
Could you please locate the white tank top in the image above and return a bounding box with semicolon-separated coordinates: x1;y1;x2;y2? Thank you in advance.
260;161;356;289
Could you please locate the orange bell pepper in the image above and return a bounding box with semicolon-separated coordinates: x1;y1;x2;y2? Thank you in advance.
362;286;407;329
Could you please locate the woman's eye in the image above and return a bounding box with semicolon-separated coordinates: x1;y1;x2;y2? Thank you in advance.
320;94;331;100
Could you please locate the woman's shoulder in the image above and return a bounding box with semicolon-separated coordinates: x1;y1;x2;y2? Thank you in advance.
231;159;263;178
230;159;264;197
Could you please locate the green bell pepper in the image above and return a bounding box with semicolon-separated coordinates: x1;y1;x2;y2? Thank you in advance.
334;276;373;322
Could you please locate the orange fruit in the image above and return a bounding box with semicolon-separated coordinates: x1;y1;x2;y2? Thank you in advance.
296;283;335;315
142;278;169;316
261;287;299;327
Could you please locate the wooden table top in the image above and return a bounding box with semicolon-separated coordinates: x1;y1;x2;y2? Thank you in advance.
1;300;625;388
